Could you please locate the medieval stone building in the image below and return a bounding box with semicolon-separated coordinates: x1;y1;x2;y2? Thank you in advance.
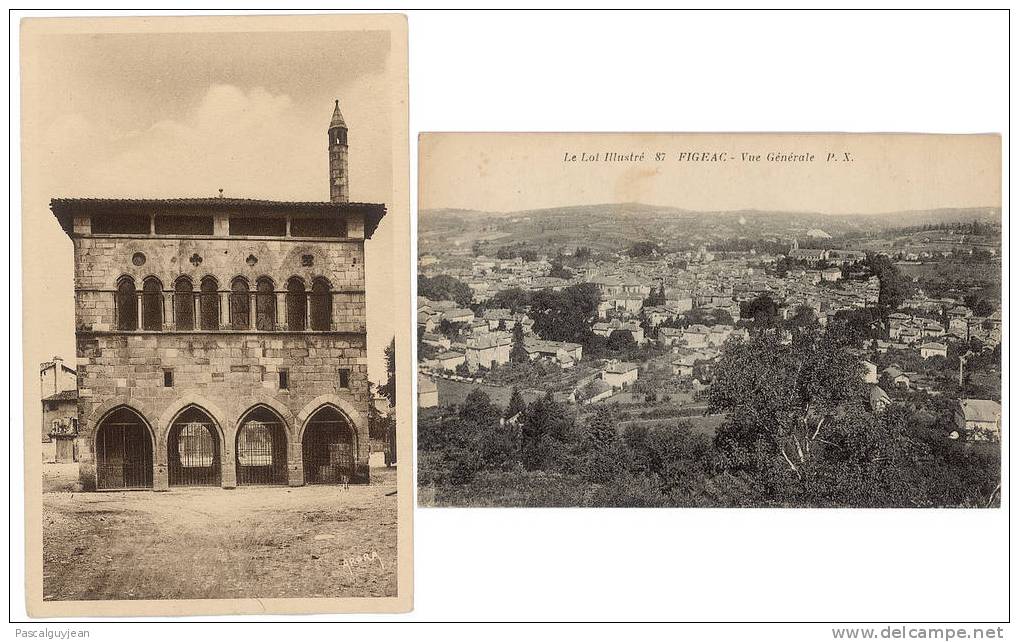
51;100;386;490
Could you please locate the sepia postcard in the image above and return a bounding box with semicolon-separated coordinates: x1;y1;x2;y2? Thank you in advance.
22;14;412;615
417;132;1002;509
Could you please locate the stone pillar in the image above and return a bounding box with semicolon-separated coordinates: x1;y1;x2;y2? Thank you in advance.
76;433;97;491
153;460;169;491
305;293;311;330
219;291;228;327
221;438;237;489
153;438;169;491
276;292;286;330
289;439;304;486
135;292;143;330
162;293;171;331
194;292;202;330
248;292;256;330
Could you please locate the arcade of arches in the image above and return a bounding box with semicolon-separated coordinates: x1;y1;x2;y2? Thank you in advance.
89;403;359;491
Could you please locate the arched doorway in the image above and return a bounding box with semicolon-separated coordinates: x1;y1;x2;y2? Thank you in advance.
302;406;355;484
167;406;221;487
235;406;289;485
95;407;153;490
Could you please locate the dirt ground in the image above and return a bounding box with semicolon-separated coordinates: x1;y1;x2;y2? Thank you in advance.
42;463;398;601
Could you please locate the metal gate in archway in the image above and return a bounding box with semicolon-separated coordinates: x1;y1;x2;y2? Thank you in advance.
96;407;153;490
302;407;355;484
167;407;221;487
236;408;289;485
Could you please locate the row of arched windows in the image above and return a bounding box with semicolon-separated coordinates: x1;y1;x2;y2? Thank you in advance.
115;275;333;332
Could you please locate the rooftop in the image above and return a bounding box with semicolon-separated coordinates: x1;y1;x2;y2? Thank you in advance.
329;99;347;129
50;197;387;240
603;361;638;374
958;399;1001;423
43;390;78;403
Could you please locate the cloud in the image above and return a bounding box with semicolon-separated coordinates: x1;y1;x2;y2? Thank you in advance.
80;85;313;200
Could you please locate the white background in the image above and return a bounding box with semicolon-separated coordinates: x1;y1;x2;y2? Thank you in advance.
5;5;1012;637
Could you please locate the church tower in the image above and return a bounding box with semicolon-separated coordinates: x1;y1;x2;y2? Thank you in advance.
328;99;349;203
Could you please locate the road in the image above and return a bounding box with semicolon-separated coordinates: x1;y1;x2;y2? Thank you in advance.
42;464;398;601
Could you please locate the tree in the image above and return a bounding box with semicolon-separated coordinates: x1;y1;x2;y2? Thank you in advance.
377;337;396;408
529;283;601;345
510;322;529;363
488;287;531;314
607;329;637;352
628;241;659;257
827;308;882;347
965;296;995;317
709;331;867;480
740;295;781;328
437;319;469;339
673;307;734;328
643;283;667;307
505;387;526;419
785;305;819;335
520;392;576;472
867;254;915;311
548;261;574;280
582;408;622;483
418;274;473;307
460;389;501;426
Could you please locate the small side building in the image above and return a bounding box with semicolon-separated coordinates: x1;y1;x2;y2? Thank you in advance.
955;399;1002;442
602;361;638;390
40;357;78;462
418;375;439;409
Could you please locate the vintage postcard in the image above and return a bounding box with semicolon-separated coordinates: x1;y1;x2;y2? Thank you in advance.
417;132;1001;508
22;14;412;615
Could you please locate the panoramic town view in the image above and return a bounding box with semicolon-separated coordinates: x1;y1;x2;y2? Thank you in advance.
417;203;1002;507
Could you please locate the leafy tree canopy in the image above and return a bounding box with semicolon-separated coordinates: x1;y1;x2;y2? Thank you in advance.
419;274;473;307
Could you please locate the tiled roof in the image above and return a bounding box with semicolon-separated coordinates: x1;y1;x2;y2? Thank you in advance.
603;361;638;374
43;390;77;403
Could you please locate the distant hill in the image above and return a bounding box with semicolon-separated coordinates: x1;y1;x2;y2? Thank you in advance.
418;203;1001;255
421;203;999;226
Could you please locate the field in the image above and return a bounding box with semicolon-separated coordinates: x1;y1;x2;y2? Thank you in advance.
434;377;544;407
42;463;398;601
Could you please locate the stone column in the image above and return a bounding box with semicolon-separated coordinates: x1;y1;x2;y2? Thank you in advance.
136;292;143;330
289;440;304;486
221;437;237;489
305;293;312;330
249;292;256;330
219;291;228;328
153;462;169;491
162;293;171;331
194;292;202;330
76;431;97;491
153;437;169;491
276;292;286;330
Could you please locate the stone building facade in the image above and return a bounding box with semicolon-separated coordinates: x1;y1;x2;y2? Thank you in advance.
50;101;387;490
41;356;79;462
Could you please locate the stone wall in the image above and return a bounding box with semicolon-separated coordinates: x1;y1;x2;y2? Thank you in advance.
71;226;372;490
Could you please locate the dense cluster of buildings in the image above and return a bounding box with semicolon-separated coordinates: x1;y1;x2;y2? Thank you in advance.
418;229;1002;443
